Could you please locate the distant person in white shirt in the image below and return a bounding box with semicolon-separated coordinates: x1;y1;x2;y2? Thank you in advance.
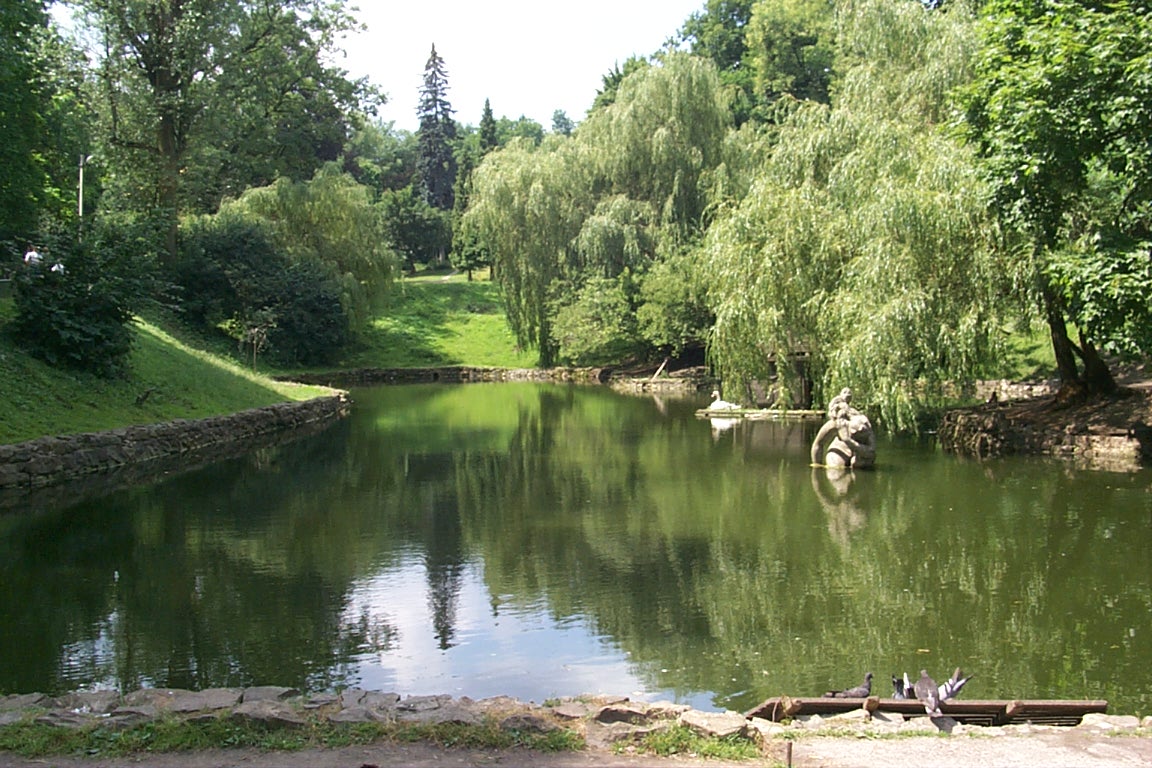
23;246;42;266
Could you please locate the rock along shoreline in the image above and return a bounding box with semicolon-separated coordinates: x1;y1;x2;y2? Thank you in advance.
1;687;1148;753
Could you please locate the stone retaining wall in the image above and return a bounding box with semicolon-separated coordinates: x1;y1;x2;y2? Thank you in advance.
937;403;1152;471
0;394;349;493
285;366;610;387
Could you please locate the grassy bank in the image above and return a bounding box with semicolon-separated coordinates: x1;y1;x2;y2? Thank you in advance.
0;716;583;759
0;270;531;445
0;716;763;762
0;303;331;445
323;270;536;371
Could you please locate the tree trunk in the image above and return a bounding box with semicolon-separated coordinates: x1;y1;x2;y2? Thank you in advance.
1044;299;1081;386
1077;335;1117;395
1042;285;1117;397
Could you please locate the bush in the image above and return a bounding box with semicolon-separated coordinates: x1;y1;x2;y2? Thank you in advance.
551;275;643;366
264;259;350;366
10;223;157;376
176;215;351;366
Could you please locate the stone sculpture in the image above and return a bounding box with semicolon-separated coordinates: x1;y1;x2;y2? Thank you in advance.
810;387;876;468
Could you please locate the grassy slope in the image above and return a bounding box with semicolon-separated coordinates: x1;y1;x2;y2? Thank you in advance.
327;271;536;371
0;270;531;445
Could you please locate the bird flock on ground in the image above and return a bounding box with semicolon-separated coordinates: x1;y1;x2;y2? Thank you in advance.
822;668;972;716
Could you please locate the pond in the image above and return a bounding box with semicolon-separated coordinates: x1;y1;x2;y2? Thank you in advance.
1;382;1149;715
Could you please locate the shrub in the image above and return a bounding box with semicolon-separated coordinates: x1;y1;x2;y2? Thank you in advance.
10;222;157;376
176;215;351;367
551;275;643;366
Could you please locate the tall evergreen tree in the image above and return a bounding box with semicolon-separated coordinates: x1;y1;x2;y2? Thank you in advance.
479;98;498;154
416;44;457;210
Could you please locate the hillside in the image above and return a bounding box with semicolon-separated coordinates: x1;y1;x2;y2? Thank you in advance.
326;271;536;371
0;271;530;445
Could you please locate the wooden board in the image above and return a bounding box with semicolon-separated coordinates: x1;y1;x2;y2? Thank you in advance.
744;696;1108;727
695;408;824;420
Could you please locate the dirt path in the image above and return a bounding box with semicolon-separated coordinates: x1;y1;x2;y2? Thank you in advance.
2;731;1149;768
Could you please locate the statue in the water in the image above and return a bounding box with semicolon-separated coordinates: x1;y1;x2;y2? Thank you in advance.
811;388;876;469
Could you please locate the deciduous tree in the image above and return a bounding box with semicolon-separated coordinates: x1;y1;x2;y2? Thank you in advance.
961;0;1152;393
0;0;50;245
73;0;373;259
468;55;731;365
705;0;1007;427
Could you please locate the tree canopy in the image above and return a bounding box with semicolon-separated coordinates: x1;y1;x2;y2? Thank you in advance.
0;0;51;245
72;0;374;257
961;0;1152;392
705;0;1008;428
467;54;730;365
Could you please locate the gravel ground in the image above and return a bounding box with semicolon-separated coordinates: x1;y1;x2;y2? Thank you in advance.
2;730;1149;768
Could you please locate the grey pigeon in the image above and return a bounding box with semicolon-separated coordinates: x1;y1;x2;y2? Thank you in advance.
939;667;972;701
823;672;873;698
914;669;942;715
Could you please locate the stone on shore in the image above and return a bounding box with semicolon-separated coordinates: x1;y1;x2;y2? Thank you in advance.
678;709;750;740
1078;713;1142;731
0;693;49;712
169;688;243;713
231;699;306;728
241;686;299;703
56;689;121;714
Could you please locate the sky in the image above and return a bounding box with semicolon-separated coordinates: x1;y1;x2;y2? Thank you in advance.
337;0;706;132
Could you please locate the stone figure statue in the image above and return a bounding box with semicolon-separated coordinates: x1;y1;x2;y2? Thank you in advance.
811;387;876;468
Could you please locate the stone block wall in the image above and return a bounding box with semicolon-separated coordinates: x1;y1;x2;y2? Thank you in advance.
0;394;348;492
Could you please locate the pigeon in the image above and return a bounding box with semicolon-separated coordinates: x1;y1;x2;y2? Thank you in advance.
891;672;913;699
939;667;972;701
823;672;873;698
914;669;942;715
895;668;971;702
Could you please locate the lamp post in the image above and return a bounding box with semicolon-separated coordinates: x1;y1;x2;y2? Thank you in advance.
78;154;92;219
78;154;92;240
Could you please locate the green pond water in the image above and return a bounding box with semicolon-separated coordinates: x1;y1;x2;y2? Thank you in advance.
1;382;1149;715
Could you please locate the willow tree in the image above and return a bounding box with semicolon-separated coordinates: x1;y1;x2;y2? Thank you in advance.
705;0;1009;429
222;164;398;331
466;54;731;365
466;136;591;364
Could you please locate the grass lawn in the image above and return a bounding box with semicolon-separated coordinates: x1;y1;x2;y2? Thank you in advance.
0;301;331;445
297;269;537;373
0;268;531;444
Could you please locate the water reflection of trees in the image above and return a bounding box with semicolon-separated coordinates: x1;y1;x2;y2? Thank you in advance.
0;423;392;694
2;384;1148;717
446;392;1151;714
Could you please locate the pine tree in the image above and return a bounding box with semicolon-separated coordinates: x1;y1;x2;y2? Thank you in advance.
479;98;498;154
416;44;457;210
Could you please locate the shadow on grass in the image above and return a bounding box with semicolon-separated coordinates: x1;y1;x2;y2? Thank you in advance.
349;281;506;369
